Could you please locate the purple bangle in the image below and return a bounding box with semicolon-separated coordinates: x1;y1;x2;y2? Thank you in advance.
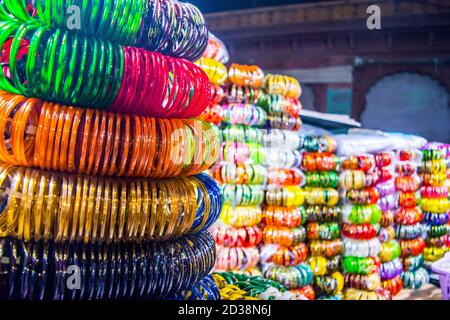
380;258;403;280
378;194;396;212
376;180;396;197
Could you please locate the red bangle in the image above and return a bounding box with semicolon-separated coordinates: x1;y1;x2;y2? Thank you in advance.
341;223;378;240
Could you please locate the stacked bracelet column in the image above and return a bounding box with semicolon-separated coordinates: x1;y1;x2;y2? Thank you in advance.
419;148;450;270
395;149;429;289
340;155;390;300
302;147;344;300
374;152;403;296
259;74;314;300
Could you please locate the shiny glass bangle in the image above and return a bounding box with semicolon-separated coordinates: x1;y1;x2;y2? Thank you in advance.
228;64;264;88
222;103;267;127
300;136;337;153
212;225;263;247
262;206;307;228
309;239;342;258
258;94;302;118
380;258;403;280
302;153;341;172
211;163;267;185
220;205;263;227
381;275;403;296
340;187;380;205
0;164;222;243
0;232;216;300
342;238;381;258
309;255;341;275
339;170;367;190
399;238;426;257
264;74;301;99
394;207;423;226
224;85;262;104
262;226;306;247
262;264;313;290
219;142;264;165
306;206;342;223
221;184;265;206
215;246;260;271
343;272;381;291
260;243;308;266
379;241;401;262
305;188;339;206
342;256;381;275
167;275;221;301
342;204;382;225
401;267;429;289
314;272;345;296
344;288;391;300
264;186;305;207
0;93;220;177
305;171;339;188
341;223;379;240
307;222;341;241
342;156;374;172
195;57;227;86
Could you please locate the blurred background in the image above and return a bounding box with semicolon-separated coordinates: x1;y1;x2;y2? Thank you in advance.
191;0;450;143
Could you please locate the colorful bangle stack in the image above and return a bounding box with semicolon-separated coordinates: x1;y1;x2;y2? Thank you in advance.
395;149;429;289
302;146;343;300
0;0;209;61
372;152;403;296
340;154;389;300
419;149;450;269
0;231;215;300
260;73;312;299
0;1;221;301
212;63;266;276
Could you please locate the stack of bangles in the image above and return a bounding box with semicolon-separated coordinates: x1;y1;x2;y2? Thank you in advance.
259;94;302;117
224;85;262;104
0;165;222;242
221;184;265;206
305;188;340;206
219;142;264;164
195;58;227;85
307;206;342;223
212;226;263;247
0;231;215;300
305;171;339;188
0;22;211;115
339;170;372;190
264;74;301;98
340;187;380;205
262;149;302;168
219;205;262;227
342;256;381;275
0;92;219;177
342;238;381;257
167;275;221;301
263;264;313;290
307;223;340;241
215;247;260;271
0;0;209;61
300;136;337;153
263;226;306;247
309;240;342;258
262;206;307;228
222;104;267;127
314;272;345;297
342;204;382;225
228;64;264;88
266;113;302;131
309;255;341;275
211;163;267;185
265;186;305;207
341;156;374;173
267;168;305;187
260;243;309;266
344;288;391;300
302;152;341;171
202;32;229;64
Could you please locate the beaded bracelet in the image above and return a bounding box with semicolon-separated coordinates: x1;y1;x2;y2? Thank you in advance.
262;206;307;228
264;74;301;99
215;246;260;271
0;165;222;243
0;231;215;300
0;92;219;177
262;226;306;247
264;186;305;207
211;163;267;185
0;22;210;115
212;225;262;247
220;205;262;227
1;0;208;61
263;264;313;290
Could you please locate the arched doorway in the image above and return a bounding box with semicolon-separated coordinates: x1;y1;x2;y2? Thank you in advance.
361;73;449;143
